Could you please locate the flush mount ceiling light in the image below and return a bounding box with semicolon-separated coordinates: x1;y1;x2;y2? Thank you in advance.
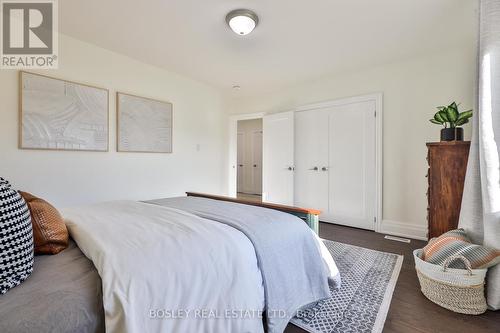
226;9;259;35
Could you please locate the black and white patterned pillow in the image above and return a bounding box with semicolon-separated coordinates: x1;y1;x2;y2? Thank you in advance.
0;177;34;294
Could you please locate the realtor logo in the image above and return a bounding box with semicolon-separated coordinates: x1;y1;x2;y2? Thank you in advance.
1;0;58;68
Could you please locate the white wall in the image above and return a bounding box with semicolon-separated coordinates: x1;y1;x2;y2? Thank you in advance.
0;27;476;240
0;34;226;207
237;119;263;194
225;47;476;239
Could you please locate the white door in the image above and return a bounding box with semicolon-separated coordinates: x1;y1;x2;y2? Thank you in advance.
237;132;245;192
251;130;263;194
294;109;329;211
325;101;376;230
263;111;294;205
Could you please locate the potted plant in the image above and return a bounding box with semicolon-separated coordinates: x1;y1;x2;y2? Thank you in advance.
430;102;473;141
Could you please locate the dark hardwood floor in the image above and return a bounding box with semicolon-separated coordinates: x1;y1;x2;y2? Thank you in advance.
285;223;500;333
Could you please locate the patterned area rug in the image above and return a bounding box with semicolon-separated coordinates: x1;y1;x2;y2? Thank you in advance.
290;240;403;333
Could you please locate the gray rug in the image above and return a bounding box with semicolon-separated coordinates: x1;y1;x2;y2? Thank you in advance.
290;240;403;333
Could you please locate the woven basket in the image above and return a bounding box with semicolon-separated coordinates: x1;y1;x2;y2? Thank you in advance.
413;249;488;315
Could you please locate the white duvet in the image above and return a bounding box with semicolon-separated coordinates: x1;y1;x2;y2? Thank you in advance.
63;200;339;333
63;201;266;333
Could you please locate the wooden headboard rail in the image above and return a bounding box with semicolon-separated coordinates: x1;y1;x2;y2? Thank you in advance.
185;192;321;216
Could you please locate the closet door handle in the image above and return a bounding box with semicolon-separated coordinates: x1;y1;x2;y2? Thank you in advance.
321;167;329;171
309;166;319;171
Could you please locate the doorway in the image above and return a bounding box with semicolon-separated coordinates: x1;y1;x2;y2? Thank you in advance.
228;111;294;205
236;119;263;202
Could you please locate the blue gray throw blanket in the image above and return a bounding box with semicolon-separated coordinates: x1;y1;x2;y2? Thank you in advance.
146;196;333;333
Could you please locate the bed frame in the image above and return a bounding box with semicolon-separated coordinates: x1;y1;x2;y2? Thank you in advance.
186;192;321;234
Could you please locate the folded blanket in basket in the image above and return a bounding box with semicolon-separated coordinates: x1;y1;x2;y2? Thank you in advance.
423;229;500;269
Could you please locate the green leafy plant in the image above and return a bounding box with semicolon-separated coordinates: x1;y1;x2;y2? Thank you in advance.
430;102;472;128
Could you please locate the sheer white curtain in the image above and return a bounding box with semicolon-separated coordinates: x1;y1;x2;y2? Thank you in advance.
459;0;500;310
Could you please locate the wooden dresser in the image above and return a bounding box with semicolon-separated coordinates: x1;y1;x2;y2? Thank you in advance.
426;141;470;239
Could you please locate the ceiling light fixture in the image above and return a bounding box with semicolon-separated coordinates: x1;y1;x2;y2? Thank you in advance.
226;9;259;36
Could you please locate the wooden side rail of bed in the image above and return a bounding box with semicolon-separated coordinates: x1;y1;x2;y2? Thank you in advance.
186;192;321;234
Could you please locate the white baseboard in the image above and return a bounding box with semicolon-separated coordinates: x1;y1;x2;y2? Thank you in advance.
379;220;428;241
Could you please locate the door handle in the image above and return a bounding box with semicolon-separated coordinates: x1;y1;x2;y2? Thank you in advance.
309;166;319;171
321;167;329;171
287;166;295;171
239;164;243;167
253;164;257;167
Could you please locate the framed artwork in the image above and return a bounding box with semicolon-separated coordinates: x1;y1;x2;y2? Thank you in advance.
116;92;173;153
19;71;109;151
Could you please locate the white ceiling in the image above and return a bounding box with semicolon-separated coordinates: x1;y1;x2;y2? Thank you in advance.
60;0;476;97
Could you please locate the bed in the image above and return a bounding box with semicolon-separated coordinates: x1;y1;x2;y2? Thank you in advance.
0;194;339;333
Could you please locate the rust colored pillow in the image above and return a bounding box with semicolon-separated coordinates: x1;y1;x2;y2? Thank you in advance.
19;191;68;255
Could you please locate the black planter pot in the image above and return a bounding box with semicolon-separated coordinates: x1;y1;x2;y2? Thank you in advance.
440;128;464;141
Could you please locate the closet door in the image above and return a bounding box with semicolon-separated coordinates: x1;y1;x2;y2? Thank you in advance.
237;132;245;192
251;130;263;194
294;109;329;211
324;101;376;230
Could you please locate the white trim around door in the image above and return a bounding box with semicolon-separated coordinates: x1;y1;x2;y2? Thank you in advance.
227;93;383;233
290;93;383;233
